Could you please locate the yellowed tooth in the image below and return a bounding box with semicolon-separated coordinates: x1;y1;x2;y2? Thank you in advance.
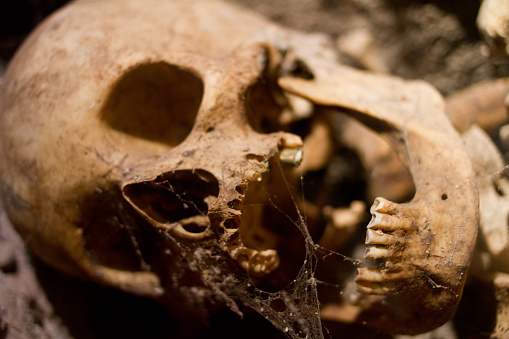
355;268;398;295
365;245;390;259
366;212;382;228
281;133;303;148
356;284;385;295
365;228;375;243
370;197;398;214
356;267;384;282
244;169;262;182
365;229;395;245
367;212;402;231
279;148;303;166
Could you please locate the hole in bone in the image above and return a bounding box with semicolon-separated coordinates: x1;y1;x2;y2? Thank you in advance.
123;170;219;227
227;199;242;210
285;58;315;80
235;184;247;195
441;193;448;200
493;180;506;197
101;62;203;154
0;251;17;274
180;222;207;234
224;217;240;229
269;298;287;312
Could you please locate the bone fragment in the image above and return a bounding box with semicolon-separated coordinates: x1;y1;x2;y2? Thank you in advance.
445;78;509;135
477;0;509;58
319;201;365;251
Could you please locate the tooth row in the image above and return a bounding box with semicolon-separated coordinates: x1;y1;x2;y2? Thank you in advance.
357;198;407;296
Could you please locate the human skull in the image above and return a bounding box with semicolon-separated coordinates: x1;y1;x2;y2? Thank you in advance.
0;0;479;337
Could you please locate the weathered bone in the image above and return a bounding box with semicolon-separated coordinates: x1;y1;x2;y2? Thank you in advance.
280;67;479;333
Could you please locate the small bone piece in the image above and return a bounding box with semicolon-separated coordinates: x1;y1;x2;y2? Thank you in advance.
445;78;509;136
477;0;509;58
319;201;366;251
280;66;479;334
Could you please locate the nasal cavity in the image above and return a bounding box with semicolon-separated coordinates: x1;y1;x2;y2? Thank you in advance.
122;170;219;226
101;62;203;148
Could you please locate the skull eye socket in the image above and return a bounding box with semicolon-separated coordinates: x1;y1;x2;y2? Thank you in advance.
101;62;203;153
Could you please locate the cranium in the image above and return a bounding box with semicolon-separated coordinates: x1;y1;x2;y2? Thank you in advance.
0;0;479;337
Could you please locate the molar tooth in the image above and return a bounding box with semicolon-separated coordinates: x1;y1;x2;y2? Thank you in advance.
366;229;395;245
365;245;390;259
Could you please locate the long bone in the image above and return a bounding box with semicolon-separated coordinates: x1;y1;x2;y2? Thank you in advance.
279;66;479;334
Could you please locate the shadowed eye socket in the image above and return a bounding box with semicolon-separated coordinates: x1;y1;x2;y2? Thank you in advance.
101;62;204;150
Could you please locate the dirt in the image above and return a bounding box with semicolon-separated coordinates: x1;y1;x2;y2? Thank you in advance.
233;0;509;95
0;0;508;338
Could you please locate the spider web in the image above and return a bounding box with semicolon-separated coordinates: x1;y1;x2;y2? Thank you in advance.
217;159;362;339
120;155;363;339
